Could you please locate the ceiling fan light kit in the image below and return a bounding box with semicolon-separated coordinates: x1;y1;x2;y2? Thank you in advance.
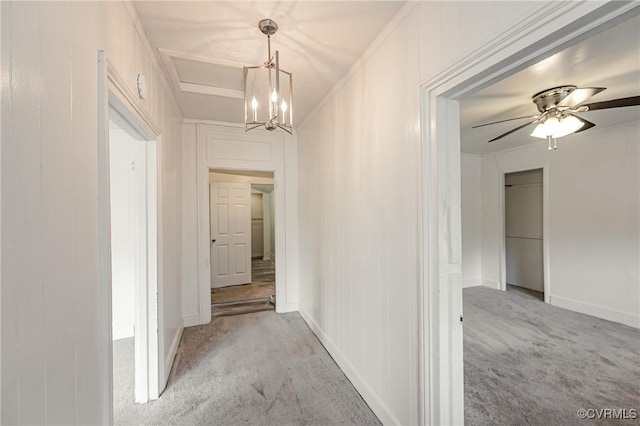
473;84;640;149
530;115;584;150
244;19;293;134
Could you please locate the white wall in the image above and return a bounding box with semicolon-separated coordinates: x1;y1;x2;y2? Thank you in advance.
109;127;137;340
505;169;544;292
461;154;483;287
296;2;555;424
1;1;183;423
480;122;639;327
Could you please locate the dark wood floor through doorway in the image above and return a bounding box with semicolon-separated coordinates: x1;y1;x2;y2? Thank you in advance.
211;258;275;316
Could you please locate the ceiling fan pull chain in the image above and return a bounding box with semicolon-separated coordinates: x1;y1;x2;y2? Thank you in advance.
547;136;553;151
553;137;558;150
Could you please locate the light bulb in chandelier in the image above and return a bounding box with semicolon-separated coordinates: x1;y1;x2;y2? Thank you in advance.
251;96;258;122
243;19;293;134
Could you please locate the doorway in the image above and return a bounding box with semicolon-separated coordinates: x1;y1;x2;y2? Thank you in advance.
108;104;159;412
504;169;544;300
209;169;276;316
421;3;638;424
98;51;162;422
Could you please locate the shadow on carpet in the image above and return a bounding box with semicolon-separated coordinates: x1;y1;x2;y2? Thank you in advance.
114;311;380;426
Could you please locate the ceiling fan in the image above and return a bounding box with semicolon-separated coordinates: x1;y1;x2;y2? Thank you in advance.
473;85;640;150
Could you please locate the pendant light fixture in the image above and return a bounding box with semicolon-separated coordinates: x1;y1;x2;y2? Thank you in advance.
244;19;293;134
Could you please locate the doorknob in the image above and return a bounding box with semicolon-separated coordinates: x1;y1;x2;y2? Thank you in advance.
211;239;216;243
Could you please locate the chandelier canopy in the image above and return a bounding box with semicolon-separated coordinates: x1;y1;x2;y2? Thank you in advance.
244;19;293;134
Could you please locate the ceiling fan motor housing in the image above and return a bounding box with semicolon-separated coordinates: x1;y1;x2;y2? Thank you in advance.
532;85;577;112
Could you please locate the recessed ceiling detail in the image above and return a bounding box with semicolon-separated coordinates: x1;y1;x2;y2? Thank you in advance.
133;1;406;124
161;49;244;99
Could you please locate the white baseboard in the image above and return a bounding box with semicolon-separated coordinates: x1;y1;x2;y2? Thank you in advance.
163;326;184;389
462;279;483;288
481;279;501;290
549;294;640;329
299;309;401;426
183;313;201;327
283;302;298;313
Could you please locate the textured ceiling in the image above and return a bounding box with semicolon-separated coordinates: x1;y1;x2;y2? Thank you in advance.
460;13;640;155
133;1;406;125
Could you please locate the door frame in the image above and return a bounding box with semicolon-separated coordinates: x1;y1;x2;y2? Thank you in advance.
499;167;550;302
196;124;291;323
419;2;639;424
98;50;163;422
201;166;282;308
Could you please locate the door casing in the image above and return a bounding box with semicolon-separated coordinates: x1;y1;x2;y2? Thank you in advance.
98;51;163;423
419;3;639;424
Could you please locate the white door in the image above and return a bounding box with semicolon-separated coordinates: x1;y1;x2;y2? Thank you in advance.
210;182;252;288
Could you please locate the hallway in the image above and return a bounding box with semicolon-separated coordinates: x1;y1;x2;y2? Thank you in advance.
114;311;379;425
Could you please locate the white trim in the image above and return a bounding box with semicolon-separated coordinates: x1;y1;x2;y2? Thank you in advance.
158;47;246;69
183;118;244;127
549;295;640;329
97;50;113;426
299;310;400;426
99;49;164;416
195;125;294;324
179;82;243;99
419;2;639;424
481;280;501;290
106;60;161;137
196;127;211;324
285;302;298;312
183;314;201;328
147;139;161;400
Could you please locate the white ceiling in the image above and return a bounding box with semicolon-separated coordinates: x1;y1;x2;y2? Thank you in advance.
460;13;640;155
133;1;406;125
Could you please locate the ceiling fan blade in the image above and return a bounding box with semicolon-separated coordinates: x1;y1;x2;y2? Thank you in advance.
568;114;596;134
581;96;640;111
488;119;538;143
472;115;539;128
557;87;606;108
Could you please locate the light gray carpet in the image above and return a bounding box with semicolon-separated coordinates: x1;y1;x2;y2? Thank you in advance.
113;311;380;425
464;286;640;426
113;337;135;414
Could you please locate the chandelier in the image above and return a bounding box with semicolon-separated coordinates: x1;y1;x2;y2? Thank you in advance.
244;19;293;134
